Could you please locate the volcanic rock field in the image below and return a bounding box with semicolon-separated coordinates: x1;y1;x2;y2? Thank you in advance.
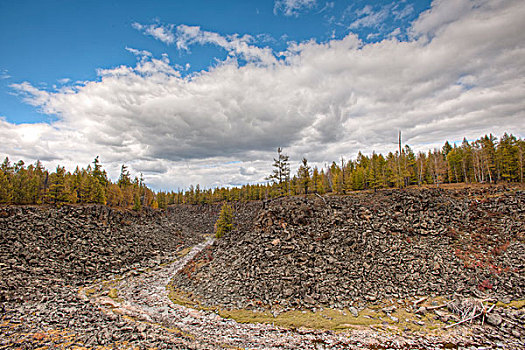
1;186;524;349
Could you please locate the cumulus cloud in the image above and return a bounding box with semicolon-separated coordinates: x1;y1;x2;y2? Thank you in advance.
4;0;525;190
240;166;257;176
274;0;317;17
410;0;474;39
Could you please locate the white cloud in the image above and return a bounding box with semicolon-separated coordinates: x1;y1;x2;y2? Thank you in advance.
132;22;175;44
4;0;525;190
173;25;277;65
317;2;335;14
133;22;277;65
349;5;390;29
240;166;257;176
274;0;317;17
393;3;415;20
0;69;11;80
410;0;474;39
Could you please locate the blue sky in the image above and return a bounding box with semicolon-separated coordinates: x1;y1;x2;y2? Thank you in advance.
0;0;524;190
0;0;430;124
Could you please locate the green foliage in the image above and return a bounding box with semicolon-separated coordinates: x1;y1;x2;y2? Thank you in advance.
46;166;69;204
132;192;142;211
1;132;523;209
0;157;157;210
297;157;311;195
0;169;13;203
215;202;233;238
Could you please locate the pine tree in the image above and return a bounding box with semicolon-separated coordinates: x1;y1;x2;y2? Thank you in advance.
312;167;324;194
118;164;132;188
267;147;290;196
0;158;14;203
12;160;32;204
92;156;108;187
46;166;69;204
106;183;123;206
518;138;524;183
297;158;311;196
132;191;142;211
215;202;233;238
496;133;519;182
447;147;462;183
0;169;12;203
479;134;497;183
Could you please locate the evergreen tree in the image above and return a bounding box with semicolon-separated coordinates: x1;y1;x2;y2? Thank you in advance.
297;157;311;195
118;164;132;188
266;147;290;196
215;202;233;238
92;156;108;187
497;133;519;182
46;166;69;204
132;191;142;211
0;169;12;203
312;167;324;194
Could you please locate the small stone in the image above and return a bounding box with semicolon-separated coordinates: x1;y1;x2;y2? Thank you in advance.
382;306;396;314
348;306;359;317
415;306;427;315
486;314;503;327
304;295;315;305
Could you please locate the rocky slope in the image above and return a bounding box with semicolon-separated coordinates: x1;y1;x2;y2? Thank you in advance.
0;203;220;348
172;187;525;311
0;203;219;304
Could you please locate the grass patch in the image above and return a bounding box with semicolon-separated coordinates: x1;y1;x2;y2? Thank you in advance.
495;299;525;309
220;308;382;330
166;285;205;309
166;286;382;330
108;288;119;300
177;247;192;258
166;287;457;334
81;287;96;298
234;308;381;330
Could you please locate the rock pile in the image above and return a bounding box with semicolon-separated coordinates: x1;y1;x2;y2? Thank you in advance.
172;187;524;311
0;203;219;303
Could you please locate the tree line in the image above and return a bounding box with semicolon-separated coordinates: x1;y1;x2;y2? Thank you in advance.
270;132;524;197
0;157;160;209
0;132;523;208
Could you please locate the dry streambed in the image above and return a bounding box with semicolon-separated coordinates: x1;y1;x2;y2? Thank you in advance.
83;237;518;350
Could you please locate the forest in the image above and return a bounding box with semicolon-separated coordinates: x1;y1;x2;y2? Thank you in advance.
0;132;523;209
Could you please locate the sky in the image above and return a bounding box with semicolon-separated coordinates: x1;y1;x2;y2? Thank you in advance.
0;0;524;190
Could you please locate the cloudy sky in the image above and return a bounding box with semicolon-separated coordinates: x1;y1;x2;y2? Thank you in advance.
1;0;524;190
